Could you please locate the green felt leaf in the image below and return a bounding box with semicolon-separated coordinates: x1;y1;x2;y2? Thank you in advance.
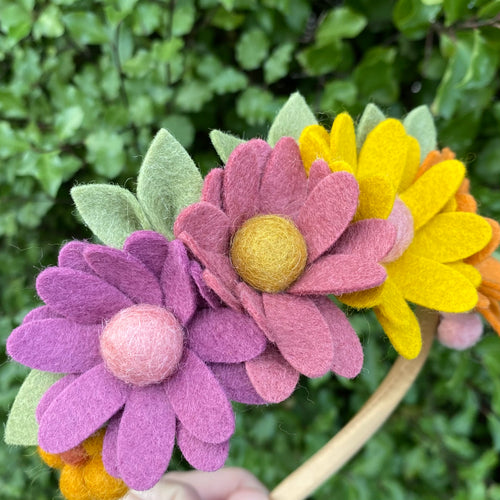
209;130;244;164
136;129;203;239
267;92;317;147
71;184;151;248
5;370;63;446
356;103;386;151
316;7;367;46
403;105;437;162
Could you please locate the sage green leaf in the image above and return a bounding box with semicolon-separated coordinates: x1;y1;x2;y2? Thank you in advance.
71;184;151;248
5;370;64;446
209;129;244;164
267;92;317;147
136;129;203;239
356;103;386;151
403;105;437;162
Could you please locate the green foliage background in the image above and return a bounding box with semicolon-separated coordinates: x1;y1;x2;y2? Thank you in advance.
1;0;500;498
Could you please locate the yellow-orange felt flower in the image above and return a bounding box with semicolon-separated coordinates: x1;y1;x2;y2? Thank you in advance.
299;114;493;359
38;430;128;500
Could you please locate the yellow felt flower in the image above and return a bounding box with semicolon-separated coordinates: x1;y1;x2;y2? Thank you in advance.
299;114;492;359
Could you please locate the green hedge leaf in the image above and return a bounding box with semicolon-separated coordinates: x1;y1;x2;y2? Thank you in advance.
236;28;270;70
316;7;367;46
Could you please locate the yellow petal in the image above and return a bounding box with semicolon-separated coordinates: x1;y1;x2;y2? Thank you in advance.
409;212;493;263
374;278;422;359
386;251;478;312
354;175;396;220
299;125;333;175
447;261;482;288
330;112;357;172
399;159;465;230
339;284;385;309
357;119;408;189
398;135;421;193
441;196;457;213
329;160;355;175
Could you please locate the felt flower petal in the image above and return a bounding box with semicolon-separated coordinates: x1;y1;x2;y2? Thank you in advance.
190;261;220;308
374;279;422;359
201;168;224;208
237;282;273;341
357;119;408;189
330;112;357;171
102;413;121;479
245;345;299;403
223;139;272;224
339;285;385;309
355;175;396;220
315;296;363;378
177;423;229;472
328;160;355;174
84;246;163;306
478;257;500;291
259;137;308;217
307;159;331;194
161;239;197;325
297;172;359;262
36;268;133;324
398;136;421;192
299;124;333;174
188;308;266;363
202;269;242;311
36;375;79;423
123;230;169;277
58;241;94;273
467;218;500;266
39;364;130;454
209;362;266;404
356;103;386;151
289;254;387;296
332;219;397;262
447;261;482;288
478;299;500;336
117;385;175;491
262;294;333;377
23;305;60;323
7;319;101;373
165;349;234;444
387;252;478;312
399;160;465;230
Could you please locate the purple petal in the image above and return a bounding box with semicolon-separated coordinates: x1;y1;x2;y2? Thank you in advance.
58;241;94;273
307;159;331;195
7;318;101;373
36;375;78;423
223;139;272;225
38;363;129;454
116;385;175;491
84;246;163;306
210;363;266;404
123;231;169;277
177;422;229;471
288;254;387;295
190;261;221;308
202;269;242;311
161;239;197;325
259;137;307;218
165;349;234;444
102;413;121;479
36;268;133;324
23;306;60;324
314;296;363;378
188;308;266;363
201;168;224;209
297;172;359;262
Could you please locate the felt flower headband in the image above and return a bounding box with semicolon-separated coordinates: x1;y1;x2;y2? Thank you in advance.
4;92;500;500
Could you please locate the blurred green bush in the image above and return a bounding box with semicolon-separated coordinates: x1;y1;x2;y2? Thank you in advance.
1;0;499;498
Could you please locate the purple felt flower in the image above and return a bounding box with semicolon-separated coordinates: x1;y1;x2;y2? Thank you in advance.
174;138;397;403
7;231;267;491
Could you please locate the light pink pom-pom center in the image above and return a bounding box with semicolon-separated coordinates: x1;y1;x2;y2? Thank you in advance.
100;304;184;386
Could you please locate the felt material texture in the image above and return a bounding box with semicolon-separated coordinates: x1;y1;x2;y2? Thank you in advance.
398;136;421;193
438;312;483;350
356;103;386;151
355;175;396;220
176;137;396;400
4;370;63;446
298;125;336;174
71;185;151;249
136;129;203;240
267;91;317;146
209;130;245;164
201;168;224;208
403;105;437;163
329;112;357;169
58;241;94;274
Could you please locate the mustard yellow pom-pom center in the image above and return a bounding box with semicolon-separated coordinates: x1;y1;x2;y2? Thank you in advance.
230;215;308;293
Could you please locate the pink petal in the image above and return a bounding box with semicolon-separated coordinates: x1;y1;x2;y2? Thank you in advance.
23;305;60;323
203;269;242;311
245;345;299;403
332;219;397;262
102;413;121;479
188;308;266;363
161;239;197;325
237;282;273;341
288;254;387;295
259;137;307;217
38;363;130;454
314;296;363;378
36;375;79;423
123;231;169;277
116;385;175;491
297;171;359;262
58;241;94;273
174;202;231;254
382;198;415;263
209;362;266;404
7;319;101;373
165;349;234;444
190;261;221;308
307;159;331;195
201;168;224;209
177;422;229;471
223;139;272;225
84;246;163;306
262;294;334;377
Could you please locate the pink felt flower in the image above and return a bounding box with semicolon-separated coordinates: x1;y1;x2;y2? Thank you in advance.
174;138;396;403
7;231;267;491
